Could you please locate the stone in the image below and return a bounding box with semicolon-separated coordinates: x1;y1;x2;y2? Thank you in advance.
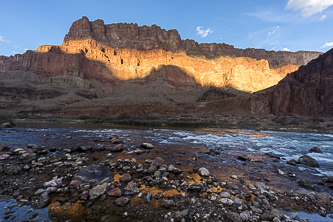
125;182;139;193
107;187;122;197
140;143;154;149
237;154;251;161
168;165;175;172
1;122;13;128
231;175;238;179
152;157;165;166
220;191;231;198
89;183;107;199
220;198;234;205
298;155;320;167
173;209;188;221
24;128;35;132
298;179;315;190
33;196;50;209
198;167;210;177
160;199;174;208
114;196;130;207
119;173;131;182
188;183;204;192
233;197;243;205
226;212;242;222
260;212;275;221
0;154;10;160
0;145;10;152
309;147;322;153
107;144;123;152
286;159;297;165
74;164;114;183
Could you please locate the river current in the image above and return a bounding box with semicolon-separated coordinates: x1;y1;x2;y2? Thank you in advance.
2;124;333;177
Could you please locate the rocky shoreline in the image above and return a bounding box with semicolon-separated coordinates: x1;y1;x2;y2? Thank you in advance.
0;125;333;222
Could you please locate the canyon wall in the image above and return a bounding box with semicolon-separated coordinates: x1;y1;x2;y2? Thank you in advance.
64;16;322;68
270;48;333;115
10;39;299;92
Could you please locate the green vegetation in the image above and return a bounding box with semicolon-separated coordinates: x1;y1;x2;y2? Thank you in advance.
0;109;16;125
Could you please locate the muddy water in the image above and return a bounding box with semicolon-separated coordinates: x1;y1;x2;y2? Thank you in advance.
1;121;332;221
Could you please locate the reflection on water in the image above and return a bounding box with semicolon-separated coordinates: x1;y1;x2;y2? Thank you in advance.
0;199;50;222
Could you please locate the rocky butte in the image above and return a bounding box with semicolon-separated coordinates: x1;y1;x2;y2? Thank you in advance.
0;16;329;118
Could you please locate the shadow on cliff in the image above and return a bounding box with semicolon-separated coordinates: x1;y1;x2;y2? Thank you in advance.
205;48;333;117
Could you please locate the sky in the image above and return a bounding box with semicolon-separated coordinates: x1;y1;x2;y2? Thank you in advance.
1;0;333;56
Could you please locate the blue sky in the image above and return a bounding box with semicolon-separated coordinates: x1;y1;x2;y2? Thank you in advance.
1;0;333;56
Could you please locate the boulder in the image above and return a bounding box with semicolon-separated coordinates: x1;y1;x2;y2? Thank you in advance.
309;147;322;153
298;155;320;167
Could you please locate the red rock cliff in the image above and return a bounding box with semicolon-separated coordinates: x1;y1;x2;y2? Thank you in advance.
64;16;322;68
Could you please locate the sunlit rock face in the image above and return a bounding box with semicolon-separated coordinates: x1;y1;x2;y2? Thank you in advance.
10;38;298;93
64;17;321;68
5;17;322;93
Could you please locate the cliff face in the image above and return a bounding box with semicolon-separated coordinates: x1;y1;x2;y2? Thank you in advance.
270;48;333;116
0;54;22;72
10;38;299;93
215;48;333;116
64;17;321;68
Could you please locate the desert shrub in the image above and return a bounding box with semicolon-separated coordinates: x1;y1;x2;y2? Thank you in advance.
0;109;16;124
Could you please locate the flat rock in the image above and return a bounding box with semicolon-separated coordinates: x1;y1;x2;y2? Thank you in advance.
74;164;114;183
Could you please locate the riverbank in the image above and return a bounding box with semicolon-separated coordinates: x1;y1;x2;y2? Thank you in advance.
0;124;332;221
10;114;333;134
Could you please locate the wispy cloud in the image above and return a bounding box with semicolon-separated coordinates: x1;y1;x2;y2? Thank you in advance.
281;47;291;51
0;36;9;43
319;14;327;21
285;0;333;18
268;26;280;37
12;51;19;54
196;26;213;38
247;7;295;23
322;42;333;48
